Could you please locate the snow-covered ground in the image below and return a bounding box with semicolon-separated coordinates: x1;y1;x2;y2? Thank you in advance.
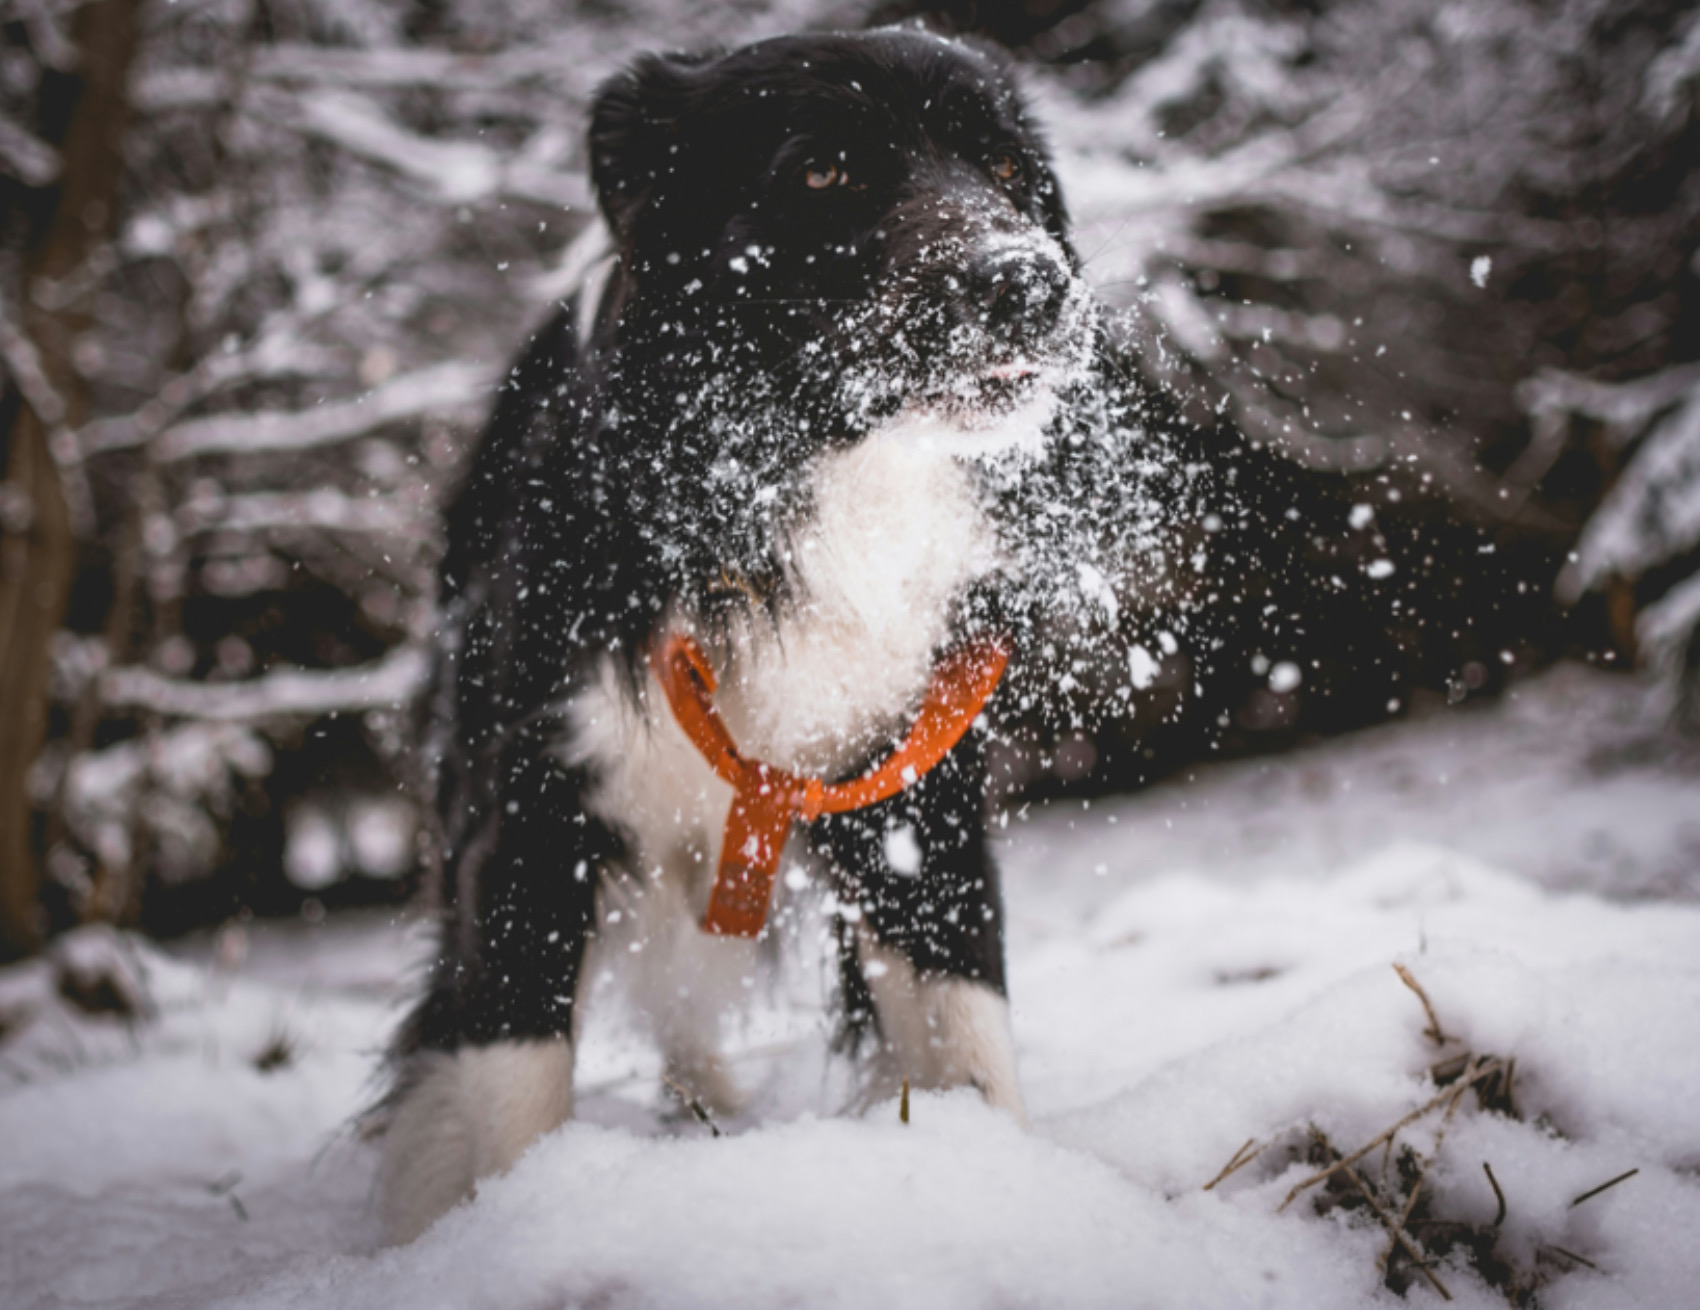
3;664;1698;1309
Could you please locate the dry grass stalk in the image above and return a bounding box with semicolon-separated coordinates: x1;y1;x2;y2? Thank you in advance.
1340;1159;1454;1302
1569;1168;1638;1207
207;1170;249;1221
1278;1058;1504;1211
661;1073;722;1138
1270;966;1599;1306
251;1024;297;1074
1482;1162;1507;1227
1394;962;1453;1047
1203;1137;1265;1191
900;1076;910;1125
1386;1066;1476;1263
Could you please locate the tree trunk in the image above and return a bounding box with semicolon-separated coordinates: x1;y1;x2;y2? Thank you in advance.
0;0;142;959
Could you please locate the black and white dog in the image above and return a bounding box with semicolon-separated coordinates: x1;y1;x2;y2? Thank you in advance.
382;27;1108;1242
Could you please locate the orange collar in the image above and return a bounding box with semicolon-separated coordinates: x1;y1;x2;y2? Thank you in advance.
649;632;1010;937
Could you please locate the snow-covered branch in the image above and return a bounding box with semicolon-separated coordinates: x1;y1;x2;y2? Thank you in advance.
60;721;274;875
0;110;58;187
1518;364;1700;451
1570;379;1700;589
175;489;428;541
0;312;67;428
154;361;491;462
252;41;592;93
274;87;589;209
100;644;429;722
8;0;79;74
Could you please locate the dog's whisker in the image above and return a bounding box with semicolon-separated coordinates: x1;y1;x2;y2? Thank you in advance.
1079;213;1136;268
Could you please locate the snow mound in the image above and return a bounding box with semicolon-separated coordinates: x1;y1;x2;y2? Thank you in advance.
3;667;1698;1309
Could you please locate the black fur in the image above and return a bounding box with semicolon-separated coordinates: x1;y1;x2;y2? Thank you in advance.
403;29;1092;1062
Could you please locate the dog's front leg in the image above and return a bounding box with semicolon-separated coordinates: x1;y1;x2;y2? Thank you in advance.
381;745;612;1243
814;730;1026;1122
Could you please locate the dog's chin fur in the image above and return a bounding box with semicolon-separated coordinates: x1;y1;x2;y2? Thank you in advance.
382;28;1094;1244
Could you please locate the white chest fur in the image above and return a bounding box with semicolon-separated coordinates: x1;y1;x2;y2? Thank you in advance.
563;419;1003;883
716;426;1003;773
383;419;1032;1249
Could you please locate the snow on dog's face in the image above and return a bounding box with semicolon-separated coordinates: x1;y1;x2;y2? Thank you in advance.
587;30;1093;444
572;28;1174;678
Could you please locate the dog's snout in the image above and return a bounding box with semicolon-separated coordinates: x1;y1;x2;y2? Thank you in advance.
962;246;1071;345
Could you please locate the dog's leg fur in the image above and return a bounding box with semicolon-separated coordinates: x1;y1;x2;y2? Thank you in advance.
379;1036;576;1244
383;734;613;1241
607;850;755;1119
381;295;633;1242
853;935;1025;1120
814;728;1025;1121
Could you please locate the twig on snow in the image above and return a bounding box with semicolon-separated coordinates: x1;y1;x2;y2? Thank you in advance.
1393;962;1453;1047
1482;1162;1507;1227
661;1073;722;1138
1570;1168;1638;1208
207;1171;249;1220
1339;1160;1452;1302
1386;1063;1477;1264
1203;1137;1265;1191
1278;1058;1504;1211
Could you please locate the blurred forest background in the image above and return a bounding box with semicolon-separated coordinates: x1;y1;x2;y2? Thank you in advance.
1;0;1697;958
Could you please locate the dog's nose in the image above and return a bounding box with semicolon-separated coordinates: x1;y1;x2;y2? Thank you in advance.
961;246;1071;346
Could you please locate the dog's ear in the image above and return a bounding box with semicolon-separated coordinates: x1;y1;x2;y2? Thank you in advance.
589;51;714;241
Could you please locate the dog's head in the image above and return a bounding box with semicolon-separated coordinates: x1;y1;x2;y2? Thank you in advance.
587;29;1092;427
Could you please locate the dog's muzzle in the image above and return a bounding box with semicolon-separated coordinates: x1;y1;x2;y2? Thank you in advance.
954;241;1074;354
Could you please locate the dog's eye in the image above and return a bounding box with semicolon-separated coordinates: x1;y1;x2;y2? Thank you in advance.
990;154;1020;182
804;163;844;190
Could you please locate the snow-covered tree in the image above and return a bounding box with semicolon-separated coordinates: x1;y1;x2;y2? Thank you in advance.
1543;364;1700;721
